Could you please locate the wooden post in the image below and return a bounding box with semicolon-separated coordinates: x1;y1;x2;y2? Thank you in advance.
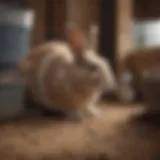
116;0;133;74
66;0;90;32
25;0;47;46
99;0;117;71
66;0;99;33
99;0;133;73
47;0;67;39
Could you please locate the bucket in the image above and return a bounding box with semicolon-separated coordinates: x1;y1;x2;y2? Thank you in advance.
0;5;34;70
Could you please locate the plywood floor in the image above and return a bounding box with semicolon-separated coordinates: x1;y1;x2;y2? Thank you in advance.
0;103;159;160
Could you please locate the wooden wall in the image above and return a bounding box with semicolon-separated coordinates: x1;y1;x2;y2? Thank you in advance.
66;0;99;32
134;0;160;20
47;0;67;39
25;0;47;46
23;0;160;70
116;0;133;73
99;0;160;72
24;0;100;46
99;0;133;73
99;0;117;70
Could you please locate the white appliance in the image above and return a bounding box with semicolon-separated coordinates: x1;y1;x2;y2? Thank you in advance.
133;19;160;49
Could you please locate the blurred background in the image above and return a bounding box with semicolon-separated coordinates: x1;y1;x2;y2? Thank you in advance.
0;0;160;119
0;1;159;160
0;0;160;69
1;0;160;70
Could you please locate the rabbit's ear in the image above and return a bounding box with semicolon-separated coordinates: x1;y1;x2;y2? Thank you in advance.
65;22;87;53
88;24;99;52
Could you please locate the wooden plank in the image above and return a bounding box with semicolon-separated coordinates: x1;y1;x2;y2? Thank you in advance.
25;0;47;46
66;0;99;33
116;0;133;73
99;0;133;73
99;0;117;70
48;0;67;39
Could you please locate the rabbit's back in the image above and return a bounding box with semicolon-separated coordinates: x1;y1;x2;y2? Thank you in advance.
41;54;103;110
20;41;103;111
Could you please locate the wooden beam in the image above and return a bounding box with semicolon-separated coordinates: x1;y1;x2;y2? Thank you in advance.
99;0;133;73
66;0;99;33
99;0;117;71
48;0;67;39
116;0;133;73
66;0;89;32
134;0;160;20
25;0;47;46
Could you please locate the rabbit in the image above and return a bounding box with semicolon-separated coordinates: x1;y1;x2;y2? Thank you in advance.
19;23;117;120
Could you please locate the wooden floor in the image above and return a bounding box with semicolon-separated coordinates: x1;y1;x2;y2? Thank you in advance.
0;103;159;160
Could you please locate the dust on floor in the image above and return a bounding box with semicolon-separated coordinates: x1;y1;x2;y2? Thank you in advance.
0;103;159;160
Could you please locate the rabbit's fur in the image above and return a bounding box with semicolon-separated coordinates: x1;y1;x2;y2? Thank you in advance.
19;25;117;119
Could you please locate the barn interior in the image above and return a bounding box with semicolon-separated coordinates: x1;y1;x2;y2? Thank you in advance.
0;0;160;160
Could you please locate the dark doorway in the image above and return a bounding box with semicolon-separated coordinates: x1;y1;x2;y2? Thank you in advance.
99;0;117;72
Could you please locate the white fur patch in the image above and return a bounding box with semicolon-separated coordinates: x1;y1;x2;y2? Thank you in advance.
84;50;117;92
36;42;74;108
37;53;56;107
